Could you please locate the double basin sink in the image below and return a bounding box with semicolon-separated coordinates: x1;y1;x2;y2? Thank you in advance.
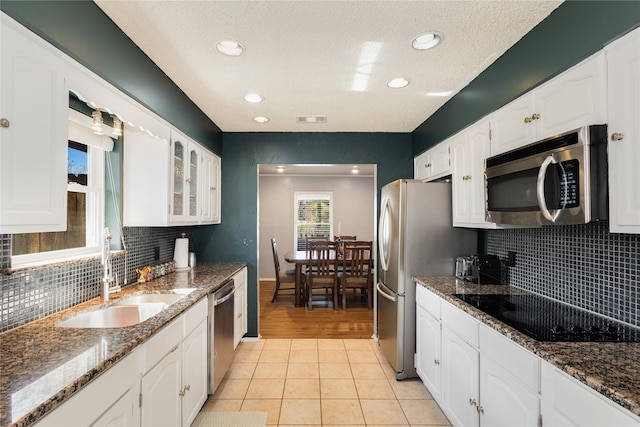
57;289;196;328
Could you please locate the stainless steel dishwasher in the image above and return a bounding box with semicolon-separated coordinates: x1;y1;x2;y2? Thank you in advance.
208;278;235;394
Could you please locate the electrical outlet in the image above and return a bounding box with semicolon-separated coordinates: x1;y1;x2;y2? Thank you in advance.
507;251;516;267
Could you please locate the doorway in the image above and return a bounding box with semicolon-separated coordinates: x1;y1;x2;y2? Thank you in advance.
257;164;377;338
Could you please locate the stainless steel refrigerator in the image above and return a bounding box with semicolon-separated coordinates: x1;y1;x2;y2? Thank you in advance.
376;179;477;379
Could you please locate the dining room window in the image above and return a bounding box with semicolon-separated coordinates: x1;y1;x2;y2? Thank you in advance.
294;192;333;250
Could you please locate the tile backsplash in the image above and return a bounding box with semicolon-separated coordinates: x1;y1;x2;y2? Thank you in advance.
488;221;639;327
0;227;196;332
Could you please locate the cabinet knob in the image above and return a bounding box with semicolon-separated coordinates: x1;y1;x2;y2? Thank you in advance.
426;163;432;167
477;405;485;414
469;398;477;407
611;132;624;141
531;113;540;121
434;359;440;365
524;116;532;124
0;118;9;128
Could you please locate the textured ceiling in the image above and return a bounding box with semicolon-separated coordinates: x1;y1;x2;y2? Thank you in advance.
94;0;562;133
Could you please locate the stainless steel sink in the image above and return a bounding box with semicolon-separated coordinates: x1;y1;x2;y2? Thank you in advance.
57;290;195;328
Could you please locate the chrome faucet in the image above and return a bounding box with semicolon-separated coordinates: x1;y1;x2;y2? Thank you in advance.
102;227;121;301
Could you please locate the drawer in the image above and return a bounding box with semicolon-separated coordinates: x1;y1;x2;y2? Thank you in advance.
184;297;208;337
416;284;441;319
441;300;478;348
140;316;182;373
480;324;540;391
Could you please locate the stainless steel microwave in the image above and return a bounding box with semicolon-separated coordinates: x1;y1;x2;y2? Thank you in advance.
485;125;608;226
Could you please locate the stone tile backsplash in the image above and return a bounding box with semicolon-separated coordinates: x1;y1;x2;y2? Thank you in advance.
488;221;639;327
0;227;196;332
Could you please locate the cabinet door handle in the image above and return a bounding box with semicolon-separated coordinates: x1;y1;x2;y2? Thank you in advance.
0;118;9;128
611;132;624;141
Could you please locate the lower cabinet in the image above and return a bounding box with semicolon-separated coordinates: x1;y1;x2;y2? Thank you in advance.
416;302;442;401
541;362;640;427
441;326;480;427
233;267;248;348
141;298;208;427
35;350;140;426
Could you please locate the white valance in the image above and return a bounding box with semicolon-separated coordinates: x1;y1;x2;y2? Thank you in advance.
68;109;115;151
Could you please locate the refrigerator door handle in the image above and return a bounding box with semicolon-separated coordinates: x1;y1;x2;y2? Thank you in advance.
379;198;391;272
376;281;397;302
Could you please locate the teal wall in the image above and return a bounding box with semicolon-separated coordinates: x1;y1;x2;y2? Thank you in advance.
193;132;412;336
0;0;223;155
412;1;640;155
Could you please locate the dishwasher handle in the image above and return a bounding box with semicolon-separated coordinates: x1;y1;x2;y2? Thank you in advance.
213;280;235;306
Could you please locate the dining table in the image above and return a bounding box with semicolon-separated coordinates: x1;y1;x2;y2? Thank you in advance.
283;249;338;307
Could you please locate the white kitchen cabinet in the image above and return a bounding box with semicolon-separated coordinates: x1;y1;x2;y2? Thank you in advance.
0;14;68;234
490;52;607;156
415;293;442;401
123;120;171;227
201;150;221;224
233;267;248;348
181;320;208;426
441;326;480;427
606;27;640;234
479;325;540;427
141;298;208;427
35;350;140;427
451;118;497;228
124;124;220;226
541;361;640;426
414;141;450;182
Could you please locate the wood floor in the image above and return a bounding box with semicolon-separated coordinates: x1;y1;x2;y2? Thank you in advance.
259;280;374;339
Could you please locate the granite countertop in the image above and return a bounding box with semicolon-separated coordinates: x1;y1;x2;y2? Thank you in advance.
0;262;246;427
414;276;640;418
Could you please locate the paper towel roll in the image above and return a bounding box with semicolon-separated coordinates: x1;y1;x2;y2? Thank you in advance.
174;237;189;270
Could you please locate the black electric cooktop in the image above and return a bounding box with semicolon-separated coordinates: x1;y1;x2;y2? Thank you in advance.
453;293;640;342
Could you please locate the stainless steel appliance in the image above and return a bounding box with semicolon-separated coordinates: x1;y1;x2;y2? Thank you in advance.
485;125;608;226
377;179;477;379
456;254;501;284
208;279;235;394
453;293;640;342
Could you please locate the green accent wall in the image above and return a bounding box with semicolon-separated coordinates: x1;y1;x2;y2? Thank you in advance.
0;0;223;155
412;1;640;155
193;132;412;337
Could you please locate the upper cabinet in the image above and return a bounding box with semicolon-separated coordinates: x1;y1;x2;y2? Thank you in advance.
0;15;68;233
451;119;497;229
606;27;640;234
201;150;221;224
490;52;607;156
124;128;221;227
414;141;450;182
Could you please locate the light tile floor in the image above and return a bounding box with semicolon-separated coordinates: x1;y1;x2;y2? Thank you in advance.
200;338;451;426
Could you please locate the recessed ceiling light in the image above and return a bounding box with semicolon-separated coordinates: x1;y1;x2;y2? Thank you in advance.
297;115;327;124
244;93;264;103
253;116;269;123
387;78;410;89
216;39;244;56
412;32;442;50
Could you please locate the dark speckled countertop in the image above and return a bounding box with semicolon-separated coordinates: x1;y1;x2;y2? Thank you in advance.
415;276;640;418
0;262;246;427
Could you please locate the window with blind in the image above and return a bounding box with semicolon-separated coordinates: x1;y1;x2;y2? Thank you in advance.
294;192;333;250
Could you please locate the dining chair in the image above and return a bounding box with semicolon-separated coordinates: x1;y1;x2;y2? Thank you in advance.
305;239;339;310
270;237;297;303
334;235;356;260
338;241;373;309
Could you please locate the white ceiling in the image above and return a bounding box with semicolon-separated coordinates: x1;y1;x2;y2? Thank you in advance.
94;0;562;133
